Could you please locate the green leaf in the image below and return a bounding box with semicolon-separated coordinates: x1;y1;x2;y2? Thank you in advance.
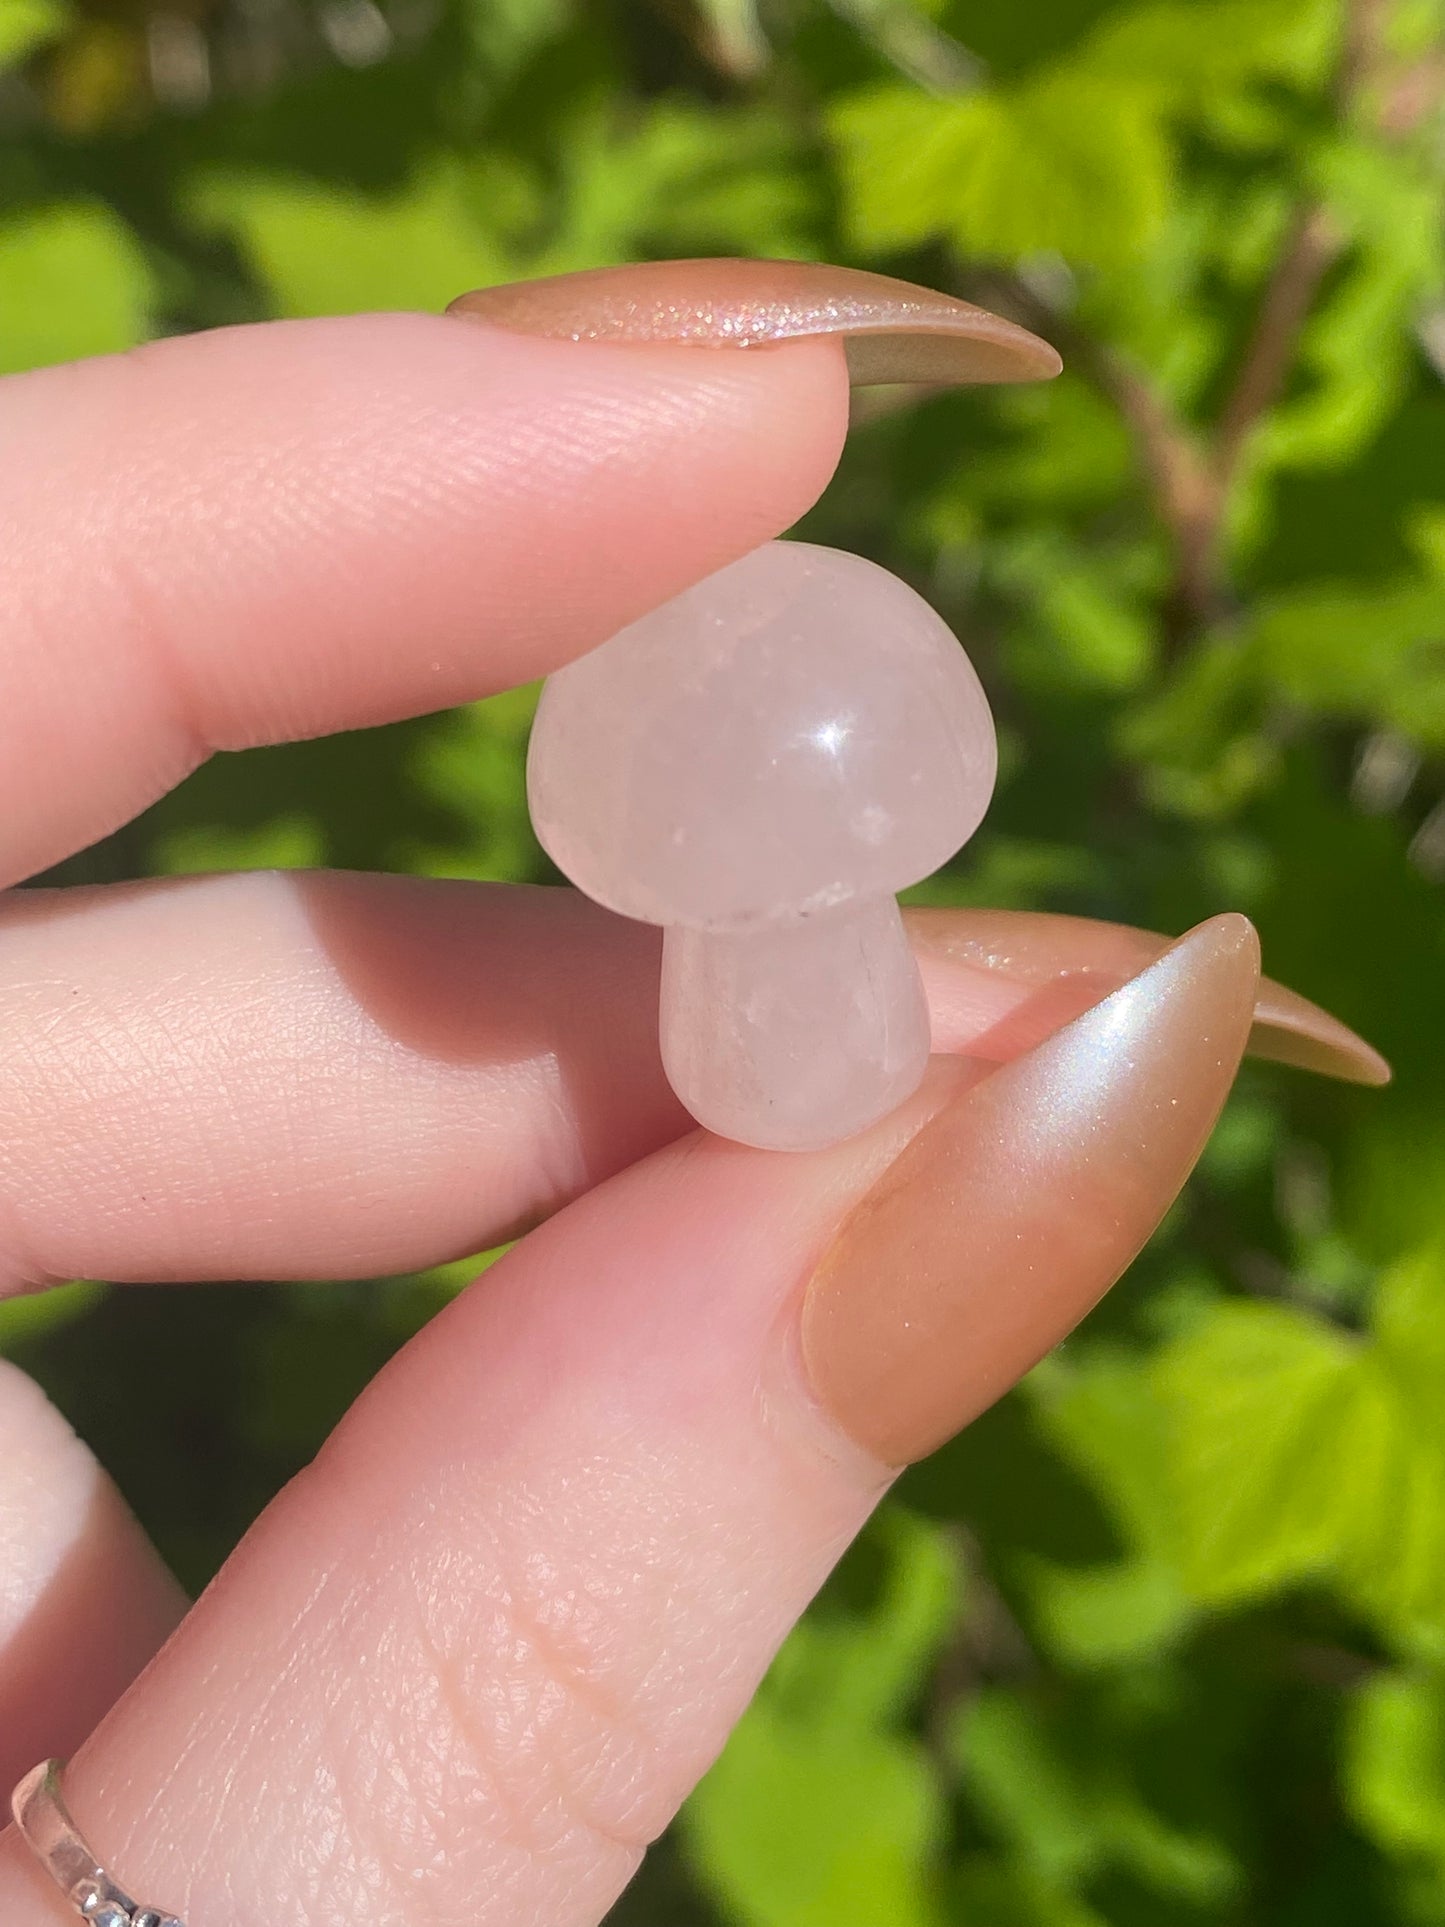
762;1510;959;1736
0;1280;107;1351
958;72;1173;267
1096;1784;1238;1905
612;103;816;261
1079;0;1335;106
1345;1669;1445;1904
1248;579;1445;748
1328;1250;1445;1641
831;68;1173;267
949;1857;1110;1927
832;0;1336;272
1119;635;1265;791
682;1513;954;1927
957;1687;1101;1887
460;0;570;77
828;85;982;253
0;203;152;374
687;1716;945;1927
0;0;68;68
1337;1388;1445;1644
942;377;1137;518
1373;1242;1445;1446
1028;1555;1194;1669
1149;1282;1445;1640
995;532;1158;691
188;164;517;318
402;685;543;883
1255;144;1445;474
156;814;326;875
1152;1301;1378;1603
954;1685;1239;1904
1028;1350;1178;1563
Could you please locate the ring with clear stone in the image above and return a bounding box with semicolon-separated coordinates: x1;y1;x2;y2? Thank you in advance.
9;1760;186;1927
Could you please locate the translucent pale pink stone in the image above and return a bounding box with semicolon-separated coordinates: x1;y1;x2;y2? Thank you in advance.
527;540;998;1150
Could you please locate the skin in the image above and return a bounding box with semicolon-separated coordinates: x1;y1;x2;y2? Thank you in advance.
0;282;1385;1927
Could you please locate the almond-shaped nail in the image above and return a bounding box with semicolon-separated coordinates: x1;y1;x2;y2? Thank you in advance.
802;914;1261;1466
905;906;1390;1088
447;258;1062;387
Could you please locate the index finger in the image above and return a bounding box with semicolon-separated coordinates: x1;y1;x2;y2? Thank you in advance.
0;309;848;887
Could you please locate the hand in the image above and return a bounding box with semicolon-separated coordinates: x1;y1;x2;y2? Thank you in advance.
0;274;1382;1927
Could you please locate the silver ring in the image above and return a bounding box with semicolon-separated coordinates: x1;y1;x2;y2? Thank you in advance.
9;1760;186;1927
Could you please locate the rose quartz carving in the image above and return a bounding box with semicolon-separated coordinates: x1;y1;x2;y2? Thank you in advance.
527;541;998;1150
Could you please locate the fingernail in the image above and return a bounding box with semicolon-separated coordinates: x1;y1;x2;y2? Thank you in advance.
904;906;1390;1088
447;258;1062;387
801;914;1261;1466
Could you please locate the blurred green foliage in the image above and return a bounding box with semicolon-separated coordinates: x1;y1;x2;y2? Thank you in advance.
2;0;1445;1919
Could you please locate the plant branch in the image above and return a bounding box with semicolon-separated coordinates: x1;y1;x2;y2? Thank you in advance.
824;0;984;95
975;0;1416;646
1213;200;1341;487
1067;329;1224;631
1208;0;1408;505
967;269;1224;632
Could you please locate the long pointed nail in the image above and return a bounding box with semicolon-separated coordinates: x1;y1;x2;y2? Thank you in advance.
905;906;1390;1088
447;259;1062;387
802;914;1261;1466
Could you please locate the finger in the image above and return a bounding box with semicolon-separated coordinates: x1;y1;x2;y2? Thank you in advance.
0;878;1380;1295
0;313;847;886
0;873;684;1293
0;1361;184;1792
0;920;1258;1927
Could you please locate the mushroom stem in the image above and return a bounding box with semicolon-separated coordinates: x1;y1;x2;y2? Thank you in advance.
660;897;932;1152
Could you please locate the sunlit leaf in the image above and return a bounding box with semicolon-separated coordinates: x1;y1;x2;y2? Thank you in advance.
1028;1555;1194;1669
1152;1301;1377;1603
0;0;68;69
0;1280;107;1351
1080;0;1336;103
402;685;543;882
1028;1350;1178;1563
1346;1669;1445;1907
683;1514;954;1927
831;68;1173;266
0;202;151;373
156;815;326;874
1372;1242;1445;1444
188;164;517;317
957;1688;1101;1887
1249;579;1445;747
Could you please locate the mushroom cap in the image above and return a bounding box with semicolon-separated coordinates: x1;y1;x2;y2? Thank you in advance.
527;541;998;930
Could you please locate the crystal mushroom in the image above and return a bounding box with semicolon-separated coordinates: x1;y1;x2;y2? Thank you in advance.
527;540;998;1151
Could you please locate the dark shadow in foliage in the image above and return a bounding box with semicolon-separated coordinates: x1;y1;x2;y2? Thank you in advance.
7;1284;282;1594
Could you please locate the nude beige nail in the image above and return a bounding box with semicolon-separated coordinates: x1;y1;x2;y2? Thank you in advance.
904;905;1390;1088
447;258;1063;386
801;914;1261;1467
